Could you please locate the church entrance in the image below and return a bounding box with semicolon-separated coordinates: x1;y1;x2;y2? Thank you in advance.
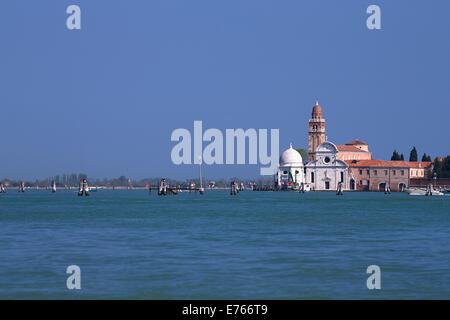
325;181;330;190
350;179;356;190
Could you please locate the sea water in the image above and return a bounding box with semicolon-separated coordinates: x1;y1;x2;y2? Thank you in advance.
0;190;449;299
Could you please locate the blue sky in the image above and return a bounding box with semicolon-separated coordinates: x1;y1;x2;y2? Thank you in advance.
0;0;449;180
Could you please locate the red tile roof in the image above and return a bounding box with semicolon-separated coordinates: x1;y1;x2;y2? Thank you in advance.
346;160;432;168
346;139;368;146
337;145;369;152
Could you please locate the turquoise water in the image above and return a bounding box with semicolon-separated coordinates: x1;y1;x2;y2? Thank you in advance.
0;190;449;299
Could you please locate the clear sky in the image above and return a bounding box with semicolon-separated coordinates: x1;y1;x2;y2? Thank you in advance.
1;0;449;180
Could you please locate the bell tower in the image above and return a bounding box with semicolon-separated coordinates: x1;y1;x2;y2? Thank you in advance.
308;101;326;161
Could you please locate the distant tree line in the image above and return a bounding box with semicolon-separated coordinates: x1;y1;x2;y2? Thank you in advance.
0;173;89;188
390;146;431;162
390;147;450;178
433;156;450;178
0;174;264;188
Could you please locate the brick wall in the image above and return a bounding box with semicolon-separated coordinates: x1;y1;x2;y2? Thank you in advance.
410;178;450;188
350;168;410;192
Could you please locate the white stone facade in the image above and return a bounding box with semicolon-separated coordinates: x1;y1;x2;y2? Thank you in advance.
305;141;351;191
277;144;305;190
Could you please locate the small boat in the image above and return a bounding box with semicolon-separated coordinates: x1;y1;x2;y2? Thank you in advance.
51;181;57;193
431;190;444;196
405;187;444;196
299;183;311;193
405;188;426;196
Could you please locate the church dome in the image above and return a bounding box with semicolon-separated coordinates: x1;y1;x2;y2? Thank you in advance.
280;144;303;166
312;101;323;118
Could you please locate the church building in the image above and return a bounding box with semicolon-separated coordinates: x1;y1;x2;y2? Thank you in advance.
337;140;372;161
305;141;350;191
304;101;354;191
307;101;372;162
276;100;423;192
276;144;305;190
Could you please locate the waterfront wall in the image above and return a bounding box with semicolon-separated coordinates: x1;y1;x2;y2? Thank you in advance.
410;178;450;188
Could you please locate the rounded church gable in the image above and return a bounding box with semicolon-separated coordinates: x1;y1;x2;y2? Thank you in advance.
315;141;338;154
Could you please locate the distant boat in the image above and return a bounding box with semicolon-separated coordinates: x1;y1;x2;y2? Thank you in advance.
51;181;57;193
299;183;311;193
405;188;426;196
405;188;444;196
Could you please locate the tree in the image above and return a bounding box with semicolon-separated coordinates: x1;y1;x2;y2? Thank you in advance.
295;148;308;163
443;156;450;178
421;153;432;162
409;147;418;162
433;158;443;178
400;154;405;161
391;150;401;161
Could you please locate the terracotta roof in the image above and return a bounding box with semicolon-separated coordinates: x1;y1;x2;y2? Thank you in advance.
346;139;368;146
337;145;369;152
346;160;432;169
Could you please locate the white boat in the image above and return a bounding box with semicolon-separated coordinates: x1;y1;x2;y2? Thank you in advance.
298;183;311;193
430;189;444;196
405;187;444;196
405;188;426;196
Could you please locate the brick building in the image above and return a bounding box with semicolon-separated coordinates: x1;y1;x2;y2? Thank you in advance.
410;178;450;188
337;139;372;161
346;160;432;192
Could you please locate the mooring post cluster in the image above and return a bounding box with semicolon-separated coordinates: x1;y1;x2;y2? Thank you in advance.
78;179;90;196
230;181;239;196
